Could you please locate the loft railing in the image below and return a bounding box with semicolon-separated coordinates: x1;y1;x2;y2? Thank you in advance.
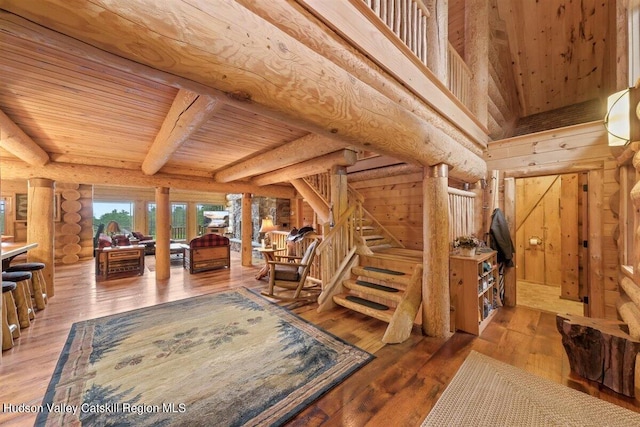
303;172;331;204
363;0;429;65
447;45;471;108
360;0;472;108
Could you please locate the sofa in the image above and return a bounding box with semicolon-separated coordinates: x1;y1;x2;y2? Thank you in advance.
182;234;230;274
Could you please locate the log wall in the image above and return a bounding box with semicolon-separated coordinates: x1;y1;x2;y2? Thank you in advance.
486;121;618;319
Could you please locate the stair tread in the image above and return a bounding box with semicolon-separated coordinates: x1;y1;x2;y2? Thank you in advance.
345;295;389;310
363;266;405;275
333;294;394;323
355;279;399;292
363;235;385;240
352;266;412;285
343;279;404;303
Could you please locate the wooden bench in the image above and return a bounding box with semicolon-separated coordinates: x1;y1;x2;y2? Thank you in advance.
556;313;640;399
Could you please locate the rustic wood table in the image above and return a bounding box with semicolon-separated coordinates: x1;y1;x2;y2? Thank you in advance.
255;247;285;280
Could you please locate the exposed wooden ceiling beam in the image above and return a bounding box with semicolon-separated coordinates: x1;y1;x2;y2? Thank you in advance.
1;1;487;182
214;134;347;183
0;157;295;199
252;149;357;186
290;178;329;223
0;108;49;167
142;89;223;175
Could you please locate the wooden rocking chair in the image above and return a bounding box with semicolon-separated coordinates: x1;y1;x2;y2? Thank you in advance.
261;239;320;302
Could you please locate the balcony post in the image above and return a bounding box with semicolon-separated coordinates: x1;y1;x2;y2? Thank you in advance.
425;0;448;85
465;0;489;126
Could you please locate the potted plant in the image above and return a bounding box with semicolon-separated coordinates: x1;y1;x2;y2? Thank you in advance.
453;235;481;256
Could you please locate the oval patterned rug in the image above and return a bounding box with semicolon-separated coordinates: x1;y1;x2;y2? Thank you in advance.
37;288;373;426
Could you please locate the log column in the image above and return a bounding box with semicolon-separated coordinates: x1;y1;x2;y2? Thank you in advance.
241;193;253;267
155;187;171;281
27;178;55;297
422;164;451;337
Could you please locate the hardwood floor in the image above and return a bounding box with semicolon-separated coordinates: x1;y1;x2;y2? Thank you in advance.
1;252;639;426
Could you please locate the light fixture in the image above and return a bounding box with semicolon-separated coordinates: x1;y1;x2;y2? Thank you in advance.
604;82;640;147
258;217;277;248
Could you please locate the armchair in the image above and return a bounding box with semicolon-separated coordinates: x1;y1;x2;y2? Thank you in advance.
261;239;320;302
182;234;230;273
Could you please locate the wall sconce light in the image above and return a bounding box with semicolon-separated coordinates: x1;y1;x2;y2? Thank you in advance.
604;83;640;147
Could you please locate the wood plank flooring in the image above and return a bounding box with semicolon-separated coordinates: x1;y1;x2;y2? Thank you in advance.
1;252;638;426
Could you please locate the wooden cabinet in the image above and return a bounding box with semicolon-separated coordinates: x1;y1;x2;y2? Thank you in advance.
450;250;500;335
95;246;145;281
183;245;230;274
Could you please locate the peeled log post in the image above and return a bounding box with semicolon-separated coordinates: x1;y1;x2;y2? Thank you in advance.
556;313;640;398
155;187;171;281
27;178;55;297
422;164;451;338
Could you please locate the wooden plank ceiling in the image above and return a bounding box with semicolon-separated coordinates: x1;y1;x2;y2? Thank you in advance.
0;18;309;179
495;0;614;117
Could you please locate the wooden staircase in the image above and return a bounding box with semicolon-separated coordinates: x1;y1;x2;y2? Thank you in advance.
331;248;423;344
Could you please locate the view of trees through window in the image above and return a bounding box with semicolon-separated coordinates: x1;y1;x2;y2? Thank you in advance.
93;202;134;233
93;201;224;240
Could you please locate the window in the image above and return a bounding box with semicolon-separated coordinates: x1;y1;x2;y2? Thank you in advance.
0;198;6;235
171;203;187;240
147;202;190;240
93;201;134;233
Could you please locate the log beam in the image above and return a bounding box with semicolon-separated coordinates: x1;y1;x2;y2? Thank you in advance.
0;108;49;167
0;157;295;199
142;89;223;175
291;179;329;223
0;1;487;182
252;149;357;186
214;134;347;182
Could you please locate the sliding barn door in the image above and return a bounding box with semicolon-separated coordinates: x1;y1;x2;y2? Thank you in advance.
515;174;580;298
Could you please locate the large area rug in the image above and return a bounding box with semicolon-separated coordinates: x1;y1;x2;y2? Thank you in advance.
37;288;373;426
422;351;640;426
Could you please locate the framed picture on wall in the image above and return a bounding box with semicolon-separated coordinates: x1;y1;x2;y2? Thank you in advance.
15;193;27;222
54;193;61;222
14;193;61;222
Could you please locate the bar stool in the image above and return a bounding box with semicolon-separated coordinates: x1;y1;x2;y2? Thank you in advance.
2;282;20;350
6;262;48;310
2;271;34;328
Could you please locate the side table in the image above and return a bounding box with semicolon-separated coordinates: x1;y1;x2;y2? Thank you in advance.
255;247;285;280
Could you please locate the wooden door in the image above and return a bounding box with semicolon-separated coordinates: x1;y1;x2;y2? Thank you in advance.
515;174;580;299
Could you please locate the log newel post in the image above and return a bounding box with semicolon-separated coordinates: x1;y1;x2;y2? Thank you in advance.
241;193;253;267
425;0;448;85
330;165;348;223
155;187;171;281
27;178;55;297
422;164;452;337
465;0;489;126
